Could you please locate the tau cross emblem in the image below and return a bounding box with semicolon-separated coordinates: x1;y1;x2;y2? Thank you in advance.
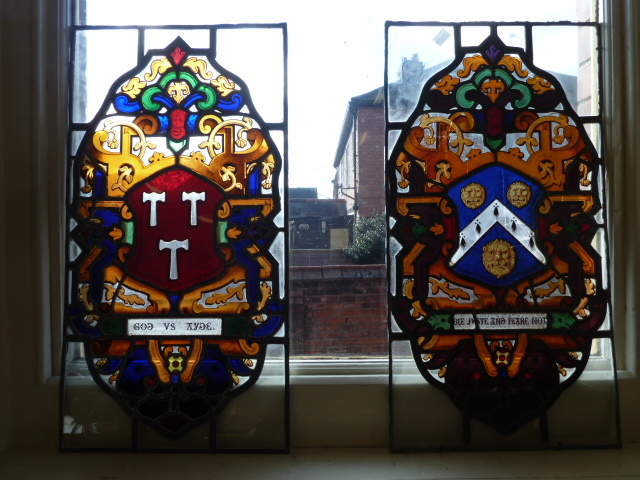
125;169;226;292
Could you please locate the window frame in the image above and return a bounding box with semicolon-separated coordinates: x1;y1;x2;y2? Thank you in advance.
3;0;639;449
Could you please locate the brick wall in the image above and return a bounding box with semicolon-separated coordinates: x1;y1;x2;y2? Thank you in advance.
290;249;354;267
290;264;387;356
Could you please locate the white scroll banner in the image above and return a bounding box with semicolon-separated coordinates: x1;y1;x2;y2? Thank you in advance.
127;318;223;336
453;313;548;330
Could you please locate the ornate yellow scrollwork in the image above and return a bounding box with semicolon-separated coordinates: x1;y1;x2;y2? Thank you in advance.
184;57;214;80
396;152;411;189
418;114;473;157
239;339;260;356
497;55;529;78
515;114;574;155
481;78;506;103
538;160;562;188
257;282;272;311
81;156;96;194
220;165;243;192
246;156;276;191
198;116;254;160
579;162;592;187
211;75;237;96
97;119;158;160
104;283;146;307
432;75;460;95
261;155;275;189
527;75;554;94
404;278;415;300
144;58;172;82
430;277;471;300
122;77;146;98
204;284;245;306
534;278;567;299
425;161;452;188
111;164;134;193
458;54;488;78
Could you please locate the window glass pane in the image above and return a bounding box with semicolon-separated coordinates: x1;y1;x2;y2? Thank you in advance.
73;29;139;123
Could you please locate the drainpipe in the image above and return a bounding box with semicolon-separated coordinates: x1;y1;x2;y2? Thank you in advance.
350;99;359;222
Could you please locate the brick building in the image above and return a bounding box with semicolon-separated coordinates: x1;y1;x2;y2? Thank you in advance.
332;87;385;219
332;55;446;220
332;54;578;224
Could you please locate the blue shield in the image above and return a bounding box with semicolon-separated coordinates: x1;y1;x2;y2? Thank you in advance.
447;164;547;287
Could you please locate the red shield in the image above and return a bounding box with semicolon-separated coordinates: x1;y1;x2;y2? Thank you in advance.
125;168;225;292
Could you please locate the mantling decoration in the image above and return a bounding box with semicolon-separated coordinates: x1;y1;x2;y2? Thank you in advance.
64;37;286;441
387;29;616;440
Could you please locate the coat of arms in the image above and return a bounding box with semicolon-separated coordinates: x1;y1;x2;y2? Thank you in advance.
388;33;614;436
64;38;286;441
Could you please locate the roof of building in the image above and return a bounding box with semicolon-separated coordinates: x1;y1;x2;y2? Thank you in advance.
332;55;578;171
289;197;348;219
332;87;384;168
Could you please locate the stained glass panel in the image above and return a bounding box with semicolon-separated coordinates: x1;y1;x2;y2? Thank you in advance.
386;22;619;450
62;26;288;451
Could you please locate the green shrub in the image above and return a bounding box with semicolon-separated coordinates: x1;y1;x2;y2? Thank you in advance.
343;214;386;264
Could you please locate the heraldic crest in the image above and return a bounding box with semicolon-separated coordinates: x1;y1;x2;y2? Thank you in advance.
388;33;613;435
64;37;286;440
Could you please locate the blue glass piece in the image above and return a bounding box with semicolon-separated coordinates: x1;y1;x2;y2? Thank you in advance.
90;241;118;305
232;239;261;302
71;316;101;337
93;169;106;196
267;302;284;312
253;315;282;336
115;95;141;113
93;209;120;228
197;347;234;395
249;167;261;194
170;294;180;311
158;115;170;132
119;348;156;394
153;94;175;109
230;358;253;375
218;94;244;111
230;207;260;225
97;358;123;374
183;92;205;108
187;114;199;132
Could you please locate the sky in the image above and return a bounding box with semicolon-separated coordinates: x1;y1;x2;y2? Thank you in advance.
79;0;591;198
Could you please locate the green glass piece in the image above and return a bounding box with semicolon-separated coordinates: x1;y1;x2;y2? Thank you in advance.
159;71;179;88
141;86;163;111
101;317;125;335
427;314;452;330
169;139;186;152
412;223;427;235
473;68;493;86
486;137;504;150
196;85;217;109
550;312;576;329
218;220;228;244
456;83;477;109
225;317;252;336
512;83;532;108
495;68;514;87
122;221;134;244
178;71;199;88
